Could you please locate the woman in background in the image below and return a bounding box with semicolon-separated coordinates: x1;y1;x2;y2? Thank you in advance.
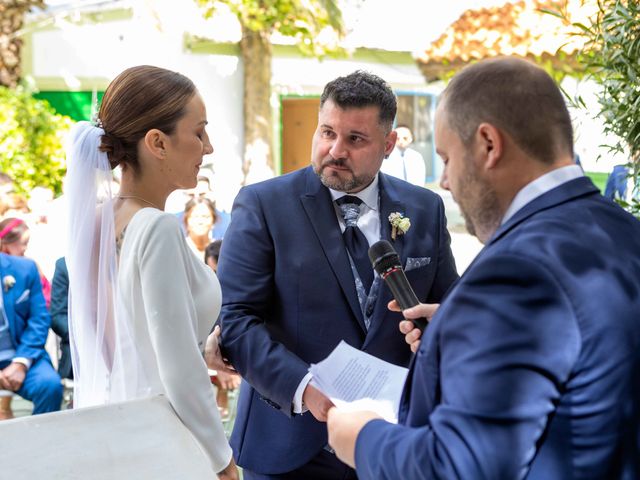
184;196;217;259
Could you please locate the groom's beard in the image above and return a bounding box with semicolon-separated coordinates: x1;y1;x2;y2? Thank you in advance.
314;157;375;193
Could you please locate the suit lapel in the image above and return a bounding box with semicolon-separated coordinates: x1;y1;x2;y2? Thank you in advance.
495;176;599;243
378;174;406;262
364;174;407;339
0;255;16;339
300;169;367;331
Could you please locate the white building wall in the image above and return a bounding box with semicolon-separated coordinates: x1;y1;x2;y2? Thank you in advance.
27;0;246;210
26;0;434;209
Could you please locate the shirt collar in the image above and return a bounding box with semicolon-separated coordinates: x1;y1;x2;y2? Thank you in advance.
501;164;584;225
329;174;379;211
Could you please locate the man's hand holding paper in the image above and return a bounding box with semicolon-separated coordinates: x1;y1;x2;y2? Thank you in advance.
309;341;408;423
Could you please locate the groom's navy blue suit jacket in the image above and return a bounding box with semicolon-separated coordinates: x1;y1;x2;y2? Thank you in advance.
355;177;640;479
218;166;459;474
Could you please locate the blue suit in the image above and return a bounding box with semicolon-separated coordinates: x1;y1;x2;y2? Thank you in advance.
218;166;458;475
50;257;72;380
355;177;640;479
0;253;62;414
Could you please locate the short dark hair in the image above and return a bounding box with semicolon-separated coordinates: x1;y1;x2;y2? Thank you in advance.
441;57;573;164
204;240;222;264
320;70;397;132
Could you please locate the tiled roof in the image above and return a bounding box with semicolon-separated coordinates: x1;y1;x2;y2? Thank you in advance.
416;0;595;81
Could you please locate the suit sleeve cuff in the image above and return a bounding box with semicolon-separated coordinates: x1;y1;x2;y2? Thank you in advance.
292;372;313;413
12;357;32;370
354;419;391;476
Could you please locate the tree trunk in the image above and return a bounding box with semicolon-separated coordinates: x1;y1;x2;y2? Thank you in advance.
0;1;44;88
239;25;274;185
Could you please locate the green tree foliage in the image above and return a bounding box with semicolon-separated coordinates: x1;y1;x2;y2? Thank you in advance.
196;0;345;57
195;0;346;182
551;0;640;216
0;85;72;196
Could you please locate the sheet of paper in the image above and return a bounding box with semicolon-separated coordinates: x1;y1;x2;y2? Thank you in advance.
309;340;408;423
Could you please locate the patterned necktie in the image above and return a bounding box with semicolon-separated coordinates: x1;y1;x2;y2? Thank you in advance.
336;196;374;291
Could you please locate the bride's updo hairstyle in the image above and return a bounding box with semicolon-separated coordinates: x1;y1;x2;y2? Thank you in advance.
97;65;196;172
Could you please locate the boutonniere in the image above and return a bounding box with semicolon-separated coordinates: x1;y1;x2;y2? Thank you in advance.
3;275;15;292
389;212;411;240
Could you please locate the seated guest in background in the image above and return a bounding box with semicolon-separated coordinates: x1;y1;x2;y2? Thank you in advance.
327;57;640;479
380;124;426;187
0;218;30;257
0;251;62;419
0;218;52;308
50;257;72;380
184;197;217;259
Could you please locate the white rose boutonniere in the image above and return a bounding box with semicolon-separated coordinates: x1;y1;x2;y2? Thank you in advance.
3;275;16;292
389;212;411;240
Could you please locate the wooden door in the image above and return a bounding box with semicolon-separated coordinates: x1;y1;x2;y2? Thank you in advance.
281;98;320;174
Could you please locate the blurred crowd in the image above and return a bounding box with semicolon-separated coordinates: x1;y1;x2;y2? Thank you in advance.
0;167;236;420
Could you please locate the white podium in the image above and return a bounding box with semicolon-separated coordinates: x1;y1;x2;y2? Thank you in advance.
0;395;214;479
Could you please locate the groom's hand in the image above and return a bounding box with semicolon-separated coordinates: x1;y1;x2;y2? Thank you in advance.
205;325;237;375
303;384;334;422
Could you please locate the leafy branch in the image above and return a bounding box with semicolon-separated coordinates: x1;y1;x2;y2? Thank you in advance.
550;0;640;215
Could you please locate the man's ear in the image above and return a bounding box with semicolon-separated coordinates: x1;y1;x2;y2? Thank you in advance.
143;129;168;160
384;129;398;156
476;122;503;170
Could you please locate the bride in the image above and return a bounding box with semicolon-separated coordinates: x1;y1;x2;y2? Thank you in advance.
65;65;238;479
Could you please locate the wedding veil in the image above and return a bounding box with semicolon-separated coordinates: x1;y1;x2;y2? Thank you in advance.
65;121;148;407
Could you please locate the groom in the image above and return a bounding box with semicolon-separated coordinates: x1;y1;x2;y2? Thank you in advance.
218;71;459;478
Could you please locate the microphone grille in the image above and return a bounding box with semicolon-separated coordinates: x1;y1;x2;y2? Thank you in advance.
368;240;401;275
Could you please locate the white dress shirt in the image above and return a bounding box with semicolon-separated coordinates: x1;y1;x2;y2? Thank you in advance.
293;175;382;413
502;165;584;225
380;147;426;187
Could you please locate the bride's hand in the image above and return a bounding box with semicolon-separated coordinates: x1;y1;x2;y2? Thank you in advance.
205;325;237;375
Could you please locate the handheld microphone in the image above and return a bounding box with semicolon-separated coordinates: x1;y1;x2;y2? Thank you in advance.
368;240;428;332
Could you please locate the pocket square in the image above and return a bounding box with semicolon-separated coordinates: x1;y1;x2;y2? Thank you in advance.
405;257;431;272
15;289;30;304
